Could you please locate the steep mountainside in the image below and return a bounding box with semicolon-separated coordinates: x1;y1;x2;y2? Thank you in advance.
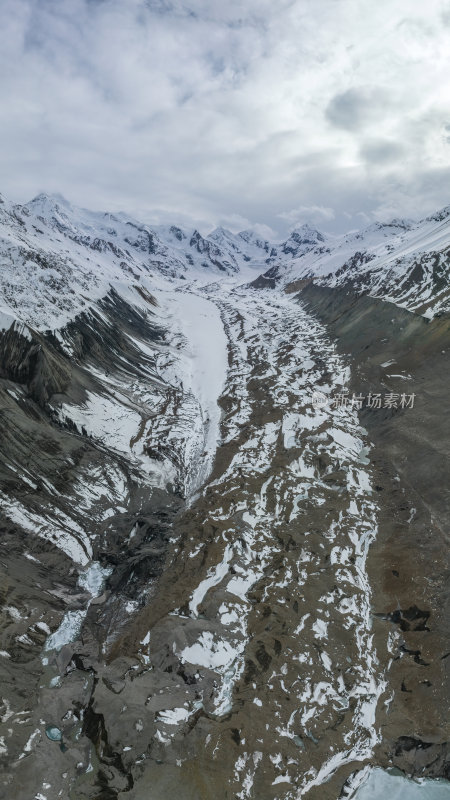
252;211;450;319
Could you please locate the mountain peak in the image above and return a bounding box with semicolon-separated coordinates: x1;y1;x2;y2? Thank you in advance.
26;192;73;218
425;205;450;224
287;223;326;244
29;191;70;205
208;226;236;241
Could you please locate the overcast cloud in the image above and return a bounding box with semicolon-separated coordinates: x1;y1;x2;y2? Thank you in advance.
1;0;450;235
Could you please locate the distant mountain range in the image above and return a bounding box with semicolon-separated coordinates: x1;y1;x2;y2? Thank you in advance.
2;192;450;339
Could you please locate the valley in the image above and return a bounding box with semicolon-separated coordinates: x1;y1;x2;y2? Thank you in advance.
0;193;449;799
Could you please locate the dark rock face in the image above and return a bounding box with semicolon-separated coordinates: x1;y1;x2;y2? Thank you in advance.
124;221;157;254
0;326;71;405
189;230;237;272
169;226;185;242
248;271;278;290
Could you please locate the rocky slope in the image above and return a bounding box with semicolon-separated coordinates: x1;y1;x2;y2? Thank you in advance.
252;210;450;320
0;192;449;799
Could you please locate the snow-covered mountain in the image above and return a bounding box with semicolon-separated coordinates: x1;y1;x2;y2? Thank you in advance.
2;192;450;339
0;192;240;333
0;192;338;334
254;210;450;319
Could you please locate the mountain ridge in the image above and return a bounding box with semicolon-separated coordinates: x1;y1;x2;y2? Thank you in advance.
2;191;450;339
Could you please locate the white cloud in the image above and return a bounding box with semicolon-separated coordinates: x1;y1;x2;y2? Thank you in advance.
0;0;449;234
278;205;336;227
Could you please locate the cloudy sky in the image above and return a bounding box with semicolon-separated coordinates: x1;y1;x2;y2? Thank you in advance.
1;0;450;236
